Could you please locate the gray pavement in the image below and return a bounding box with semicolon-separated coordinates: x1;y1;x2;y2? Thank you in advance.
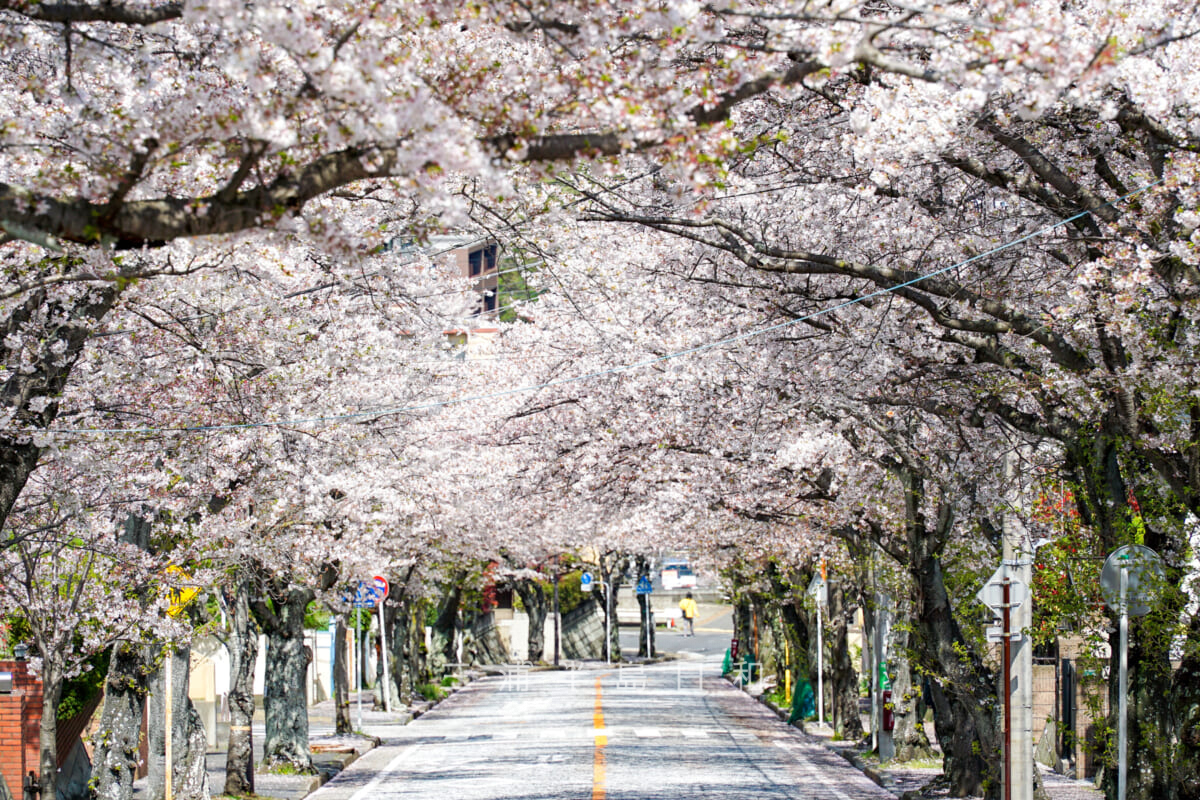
305;657;895;800
620;603;734;660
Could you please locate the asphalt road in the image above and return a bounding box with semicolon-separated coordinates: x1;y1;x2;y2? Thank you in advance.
306;656;894;800
620;603;735;661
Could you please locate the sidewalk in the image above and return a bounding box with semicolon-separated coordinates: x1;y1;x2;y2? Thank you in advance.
804;724;1102;800
180;687;447;800
742;679;1102;800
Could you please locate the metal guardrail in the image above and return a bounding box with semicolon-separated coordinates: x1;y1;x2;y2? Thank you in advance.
616;664;646;690
498;662;532;692
676;661;706;691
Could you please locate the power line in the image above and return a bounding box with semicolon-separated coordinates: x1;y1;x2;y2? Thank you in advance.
23;179;1162;437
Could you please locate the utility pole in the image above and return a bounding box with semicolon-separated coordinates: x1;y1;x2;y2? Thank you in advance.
1002;451;1034;800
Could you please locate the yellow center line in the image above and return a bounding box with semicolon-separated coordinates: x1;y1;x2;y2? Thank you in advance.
592;676;606;800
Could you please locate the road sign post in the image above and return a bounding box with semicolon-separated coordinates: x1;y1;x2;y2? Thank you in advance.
347;580;383;729
635;576;653;659
355;609;361;729
1100;545;1164;800
807;574;827;726
374;576;390;713
977;563;1027;800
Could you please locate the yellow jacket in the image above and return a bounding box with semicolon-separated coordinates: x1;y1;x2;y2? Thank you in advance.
679;597;698;619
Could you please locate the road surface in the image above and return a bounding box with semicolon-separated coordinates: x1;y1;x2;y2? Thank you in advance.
306;656;894;800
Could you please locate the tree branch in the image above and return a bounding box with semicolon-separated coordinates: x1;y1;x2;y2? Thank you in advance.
0;0;184;25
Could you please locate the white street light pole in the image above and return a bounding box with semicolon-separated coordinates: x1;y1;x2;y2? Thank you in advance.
816;597;824;726
602;580;612;664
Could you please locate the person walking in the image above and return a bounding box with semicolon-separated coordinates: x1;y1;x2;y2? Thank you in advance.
679;592;698;637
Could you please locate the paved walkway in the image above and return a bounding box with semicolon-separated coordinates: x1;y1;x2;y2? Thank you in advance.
801;710;1102;800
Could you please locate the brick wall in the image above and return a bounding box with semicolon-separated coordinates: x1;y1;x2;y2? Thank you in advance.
0;661;104;800
1032;664;1057;744
0;661;41;800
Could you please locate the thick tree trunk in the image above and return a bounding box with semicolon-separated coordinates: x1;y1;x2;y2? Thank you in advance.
1105;610;1189;800
912;543;999;798
1173;615;1200;800
333;614;351;732
37;660;63;800
608;576;625;662
92;643;150;800
223;580;257;797
887;471;999;798
253;587;315;772
405;599;426;698
828;579;864;741
889;597;934;762
1067;431;1199;800
778;597;811;706
361;614;374;690
515;581;548;663
635;590;656;658
93;513;154;800
147;646;209;800
430;577;464;677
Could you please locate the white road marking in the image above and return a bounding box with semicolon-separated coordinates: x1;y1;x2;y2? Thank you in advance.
347;744;423;800
634;727;661;738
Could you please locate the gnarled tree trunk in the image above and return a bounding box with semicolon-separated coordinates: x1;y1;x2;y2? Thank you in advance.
92;643;151;800
828;578;864;741
405;598;428;698
92;513;154;800
908;507;999;798
430;576;464;677
515;580;548;663
37;659;64;800
252;586;315;772
333;613;352;732
147;645;210;800
223;579;257;796
889;596;934;762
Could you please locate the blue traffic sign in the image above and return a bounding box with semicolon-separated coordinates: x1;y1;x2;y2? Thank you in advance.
635;576;653;595
346;581;382;608
580;572;594;587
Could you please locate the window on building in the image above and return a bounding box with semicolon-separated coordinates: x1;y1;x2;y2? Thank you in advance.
469;244;498;276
